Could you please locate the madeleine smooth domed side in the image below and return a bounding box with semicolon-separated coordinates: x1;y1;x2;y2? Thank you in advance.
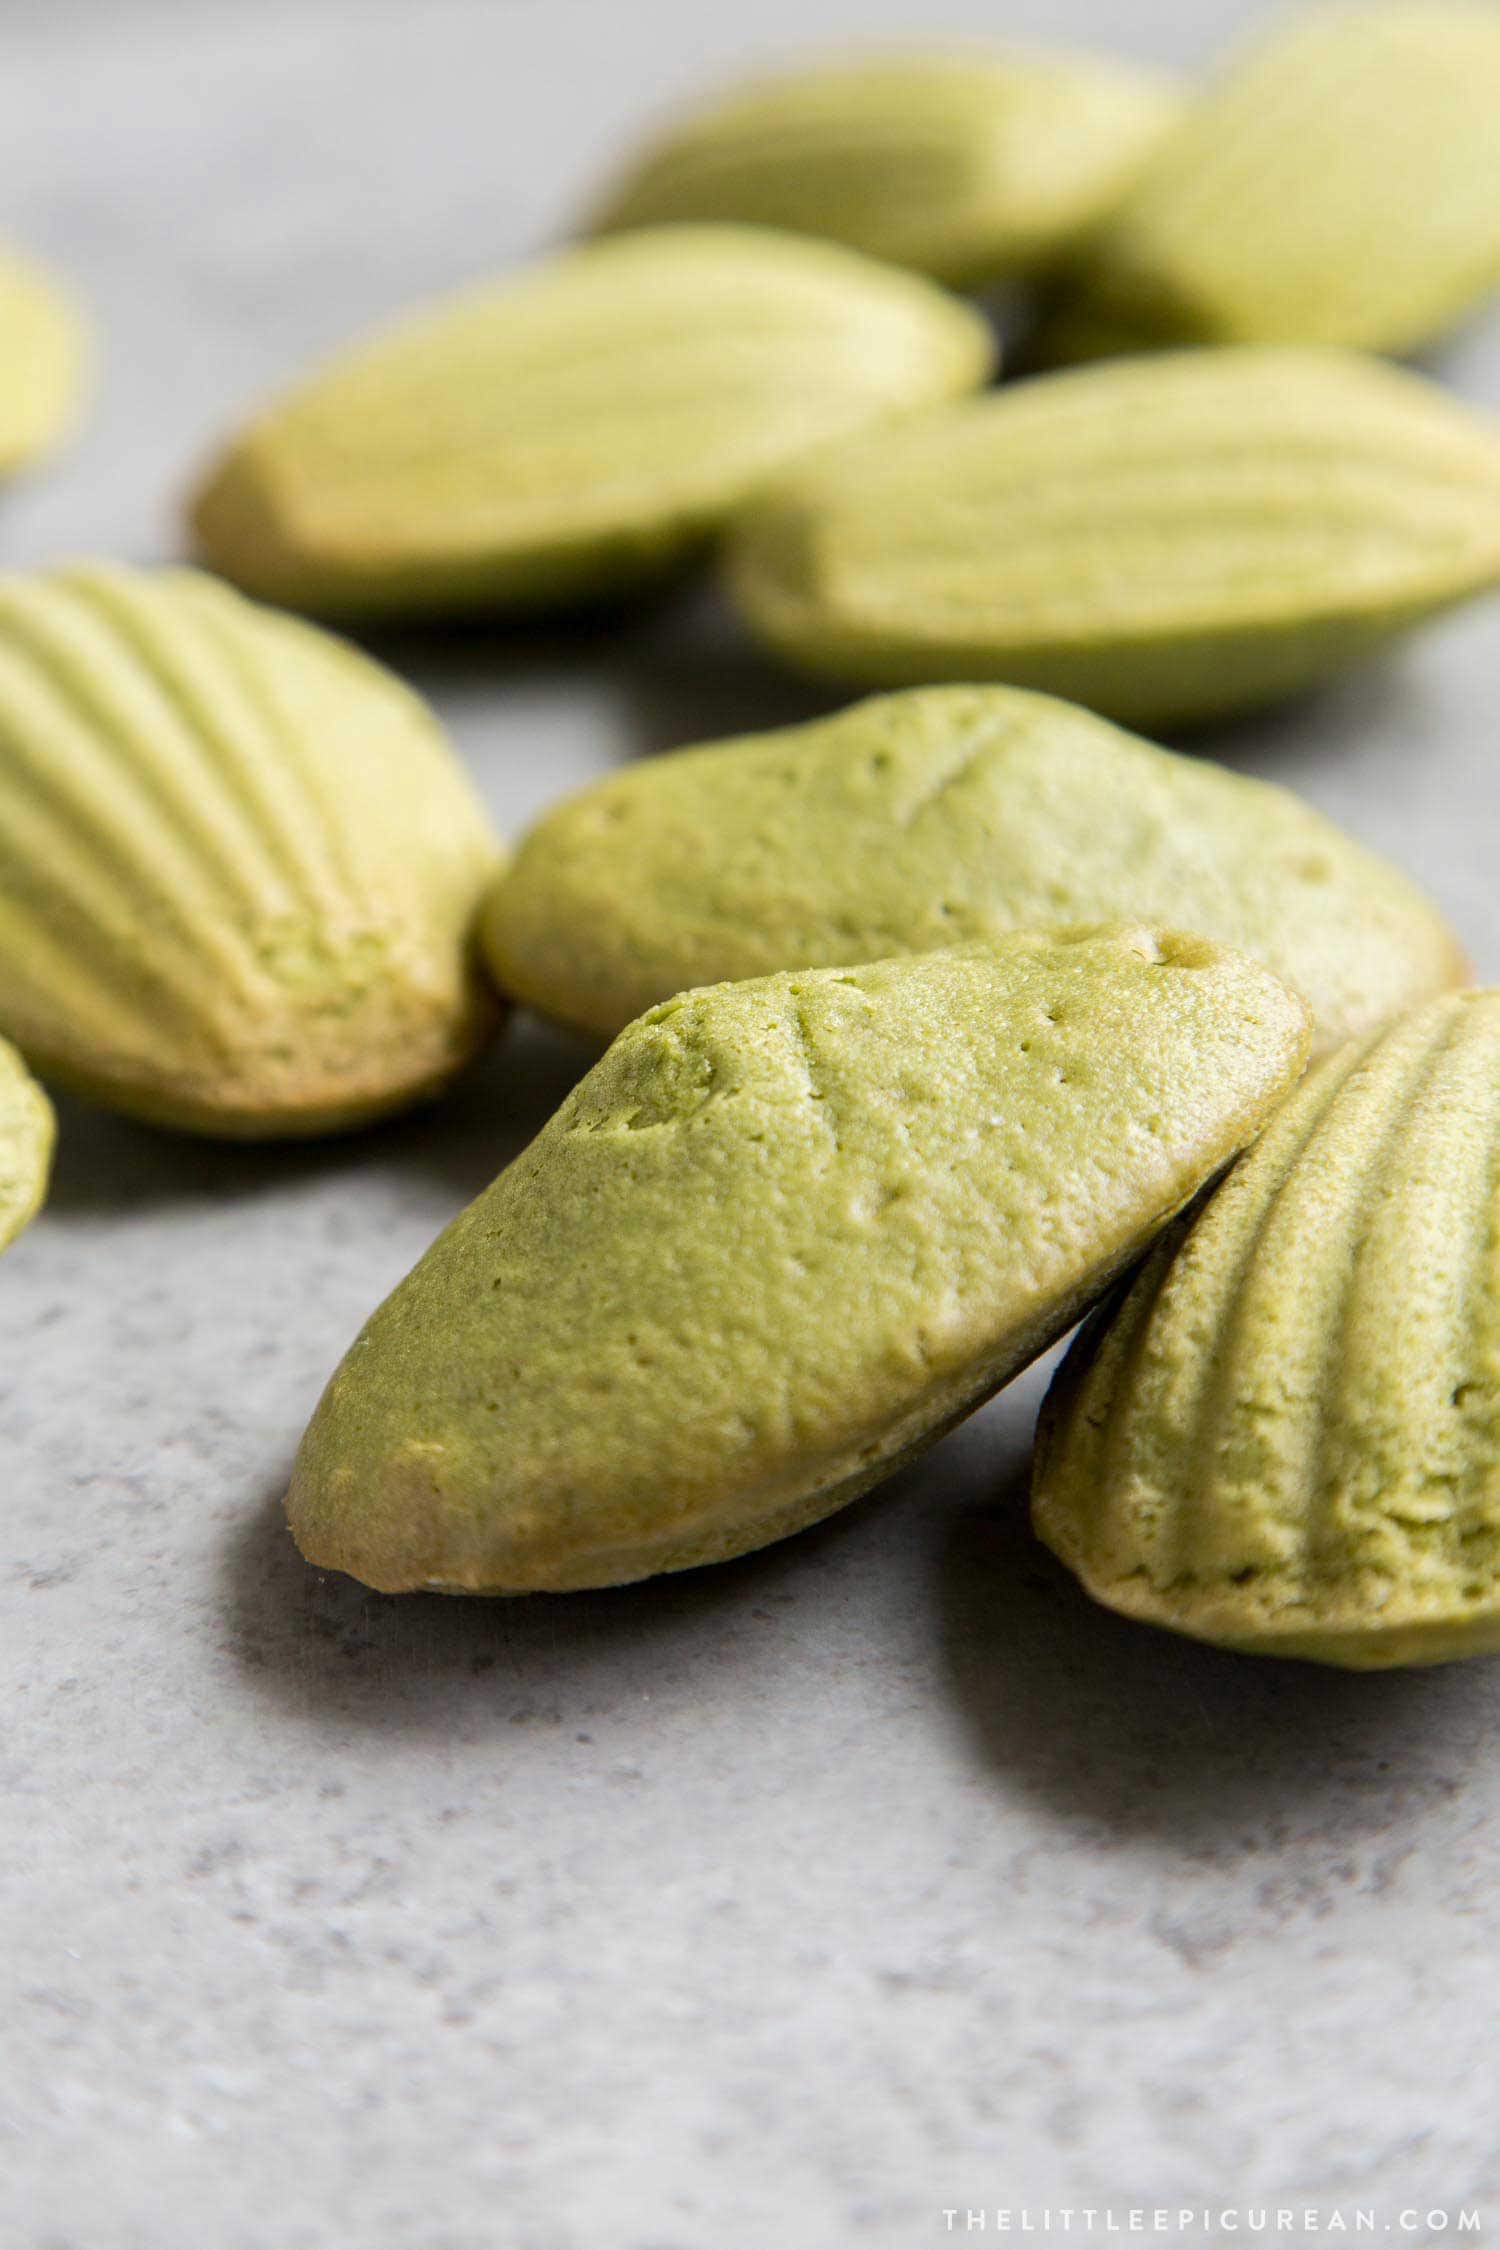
1034;994;1500;1668
0;246;87;476
187;226;994;621
0;563;503;1137
725;347;1500;728
0;1037;54;1253
287;928;1310;1595
1048;2;1500;359
588;49;1179;287
482;685;1463;1052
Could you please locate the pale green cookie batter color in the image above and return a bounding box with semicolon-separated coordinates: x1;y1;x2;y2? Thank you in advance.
1054;2;1500;358
0;564;502;1138
0;1036;53;1253
188;226;994;621
288;928;1310;1595
1035;993;1500;1668
0;247;87;476
725;348;1500;728
589;49;1178;287
483;686;1463;1054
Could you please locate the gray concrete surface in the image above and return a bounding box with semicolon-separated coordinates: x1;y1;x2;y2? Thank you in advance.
3;2;1499;2244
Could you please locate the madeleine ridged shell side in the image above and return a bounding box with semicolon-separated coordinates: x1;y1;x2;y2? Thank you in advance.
0;564;502;1136
589;49;1178;286
1034;994;1500;1667
188;225;995;620
1054;2;1500;356
726;347;1500;727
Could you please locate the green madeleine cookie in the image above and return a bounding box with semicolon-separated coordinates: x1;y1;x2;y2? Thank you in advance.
1034;994;1500;1669
287;928;1310;1594
725;346;1500;728
0;245;87;476
0;563;502;1138
588;48;1178;287
482;686;1464;1053
1048;2;1500;359
0;1037;54;1253
187;225;994;621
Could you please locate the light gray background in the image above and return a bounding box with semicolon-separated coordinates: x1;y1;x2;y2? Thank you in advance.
4;2;1499;2245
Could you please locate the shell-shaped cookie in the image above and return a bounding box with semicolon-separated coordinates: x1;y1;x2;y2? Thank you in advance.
187;225;995;621
1034;994;1500;1668
726;347;1500;727
588;49;1178;287
1052;2;1500;357
287;927;1310;1594
0;564;502;1137
0;1037;54;1253
0;245;87;476
483;685;1463;1051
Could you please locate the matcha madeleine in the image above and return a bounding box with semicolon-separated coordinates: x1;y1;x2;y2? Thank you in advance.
726;347;1500;728
0;1037;54;1254
483;686;1463;1054
288;928;1310;1594
589;48;1178;287
0;244;87;476
0;564;502;1137
1035;994;1500;1669
188;225;994;620
1049;2;1500;359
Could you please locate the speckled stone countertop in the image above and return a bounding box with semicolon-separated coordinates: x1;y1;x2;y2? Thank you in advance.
4;3;1500;2245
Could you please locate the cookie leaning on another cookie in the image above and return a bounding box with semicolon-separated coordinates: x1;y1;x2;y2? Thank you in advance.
287;927;1311;1595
